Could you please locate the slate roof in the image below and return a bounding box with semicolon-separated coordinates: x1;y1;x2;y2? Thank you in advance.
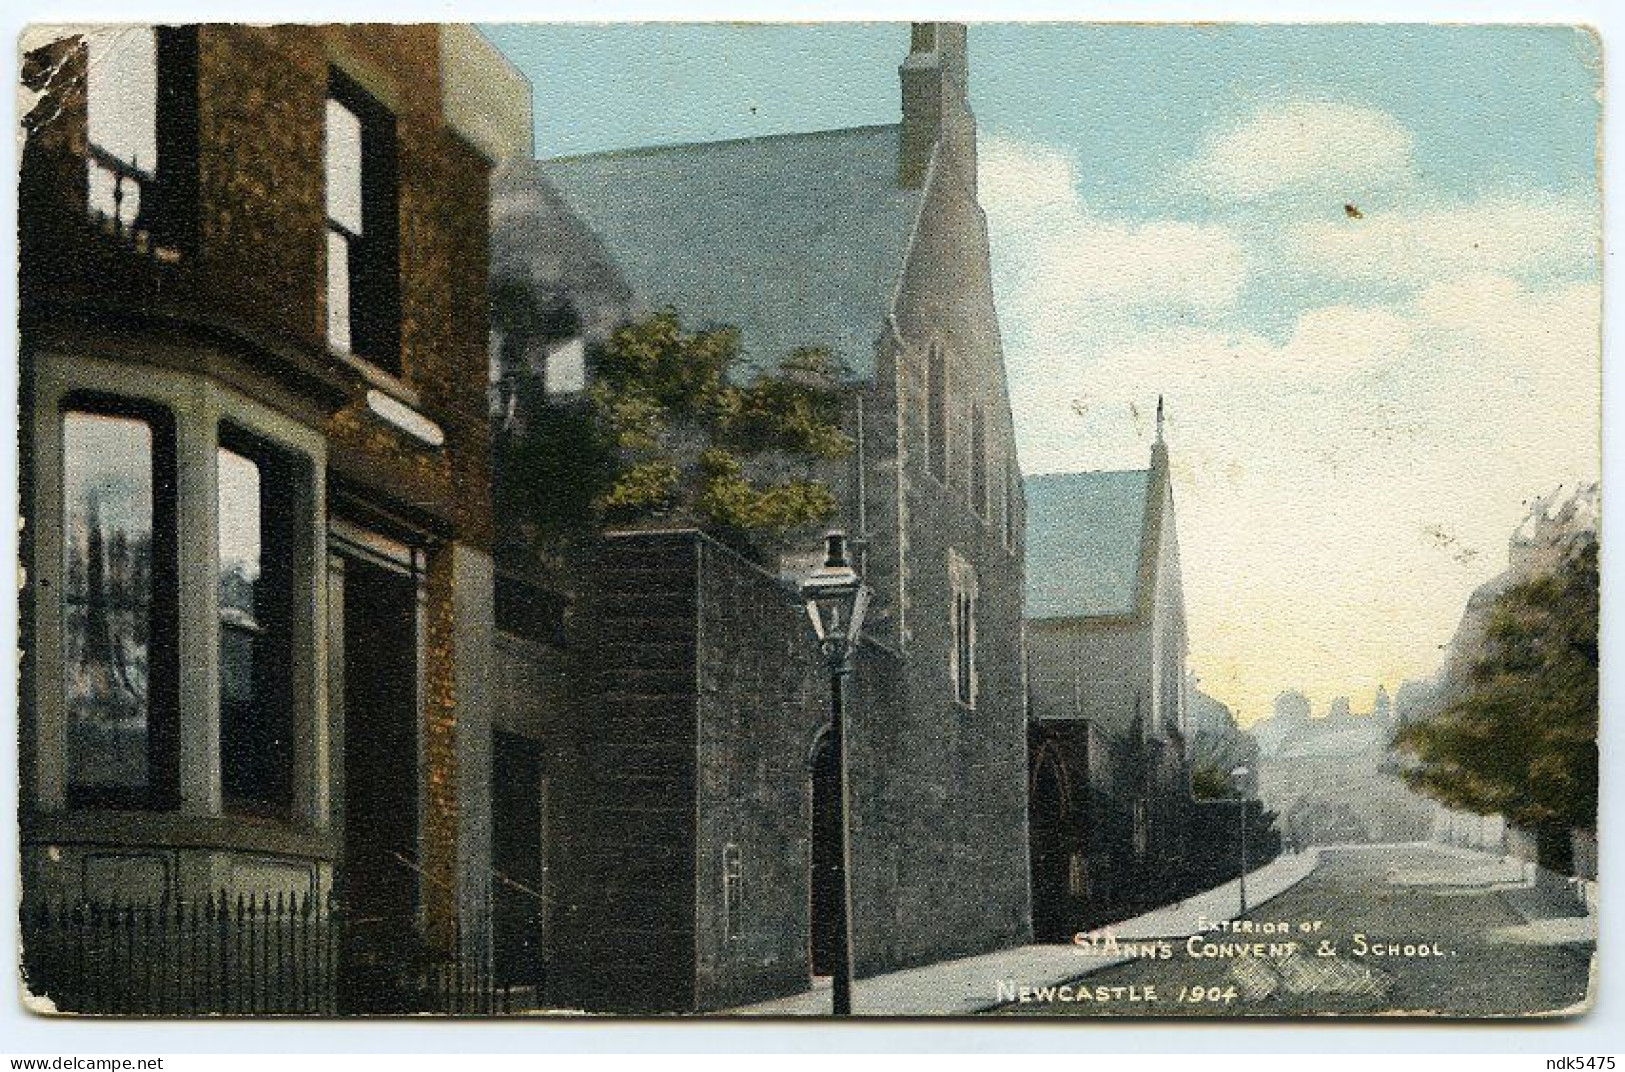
1024;470;1154;621
539;124;924;380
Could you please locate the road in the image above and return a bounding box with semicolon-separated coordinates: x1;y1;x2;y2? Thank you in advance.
993;843;1595;1019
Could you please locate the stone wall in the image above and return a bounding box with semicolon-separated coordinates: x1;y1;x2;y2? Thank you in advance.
546;532;703;1012
547;528;1016;1012
692;537;827;1010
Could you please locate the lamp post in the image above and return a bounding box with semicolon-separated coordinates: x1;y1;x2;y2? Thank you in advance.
1232;765;1252;917
799;531;870;1017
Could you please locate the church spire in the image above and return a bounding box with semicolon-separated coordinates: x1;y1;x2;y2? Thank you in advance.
1151;395;1169;472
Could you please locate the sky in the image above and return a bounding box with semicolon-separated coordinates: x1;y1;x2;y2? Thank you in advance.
484;22;1602;725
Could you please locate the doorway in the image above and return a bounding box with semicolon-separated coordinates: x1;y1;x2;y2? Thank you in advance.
492;732;547;993
1029;750;1071;942
337;552;421;1013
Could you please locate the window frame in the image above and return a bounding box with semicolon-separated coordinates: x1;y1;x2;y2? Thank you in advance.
947;551;978;709
216;424;302;819
969;404;988;520
925;341;948;485
325;68;401;373
59;392;181;811
83;25;199;250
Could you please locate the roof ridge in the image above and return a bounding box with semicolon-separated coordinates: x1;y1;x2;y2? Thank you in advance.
542;122;901;165
1028;467;1152;480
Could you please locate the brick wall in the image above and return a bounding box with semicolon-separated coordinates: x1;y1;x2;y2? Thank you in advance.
19;24;497;958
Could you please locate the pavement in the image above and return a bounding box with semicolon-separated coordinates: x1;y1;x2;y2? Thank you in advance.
727;849;1322;1017
990;842;1596;1018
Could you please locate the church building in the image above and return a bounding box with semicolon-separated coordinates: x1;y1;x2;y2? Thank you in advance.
1023;406;1192;938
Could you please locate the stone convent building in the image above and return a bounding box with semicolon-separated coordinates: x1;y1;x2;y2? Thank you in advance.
488;23;1032;1011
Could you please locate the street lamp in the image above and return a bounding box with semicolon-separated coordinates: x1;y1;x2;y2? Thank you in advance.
799;531;870;1016
1232;765;1252;917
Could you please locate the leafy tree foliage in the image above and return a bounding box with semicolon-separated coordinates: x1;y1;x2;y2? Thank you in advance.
1394;536;1598;833
497;306;852;560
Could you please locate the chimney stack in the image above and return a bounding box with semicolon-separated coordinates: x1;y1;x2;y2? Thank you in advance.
898;23;975;191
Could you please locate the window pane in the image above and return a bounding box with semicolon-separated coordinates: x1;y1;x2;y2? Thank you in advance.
63;411;154;793
218;448;261;626
326;229;352;352
218;441;294;816
86;27;158;175
324;97;364;235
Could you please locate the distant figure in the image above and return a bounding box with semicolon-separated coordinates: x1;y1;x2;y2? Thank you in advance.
1344;202;1364;219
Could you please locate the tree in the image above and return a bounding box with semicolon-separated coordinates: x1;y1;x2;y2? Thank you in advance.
497;306;853;560
1186;688;1259;799
1394;536;1598;843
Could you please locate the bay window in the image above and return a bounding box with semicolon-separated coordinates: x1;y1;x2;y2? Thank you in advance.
39;364;321;823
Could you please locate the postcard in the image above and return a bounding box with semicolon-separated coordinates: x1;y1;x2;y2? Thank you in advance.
14;20;1599;1019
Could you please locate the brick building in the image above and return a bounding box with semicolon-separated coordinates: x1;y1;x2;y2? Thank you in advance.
1023;410;1194;937
488;24;1031;1011
18;24;530;1011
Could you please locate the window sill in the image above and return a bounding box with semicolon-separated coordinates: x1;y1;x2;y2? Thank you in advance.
334;350;420;410
21;807;339;864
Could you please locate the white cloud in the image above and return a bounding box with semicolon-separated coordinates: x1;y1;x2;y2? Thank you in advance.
1182;101;1415;202
1008;273;1599;722
982;123;1598;726
981;136;1248;316
1289;193;1597;287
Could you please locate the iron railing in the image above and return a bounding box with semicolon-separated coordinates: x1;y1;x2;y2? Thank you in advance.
19;893;511;1016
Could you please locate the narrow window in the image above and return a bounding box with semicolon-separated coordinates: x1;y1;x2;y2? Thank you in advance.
926;343;947;483
218;431;297;816
325;71;400;370
1068;852;1088;899
970;405;988;518
62;404;178;808
1132;799;1149;858
85;26;198;246
948;552;977;707
722;844;744;942
1004;458;1019;551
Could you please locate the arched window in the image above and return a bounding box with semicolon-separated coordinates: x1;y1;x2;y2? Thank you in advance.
926;342;947;483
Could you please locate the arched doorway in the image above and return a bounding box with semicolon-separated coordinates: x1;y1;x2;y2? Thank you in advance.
809;730;840;977
1029;747;1072;943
